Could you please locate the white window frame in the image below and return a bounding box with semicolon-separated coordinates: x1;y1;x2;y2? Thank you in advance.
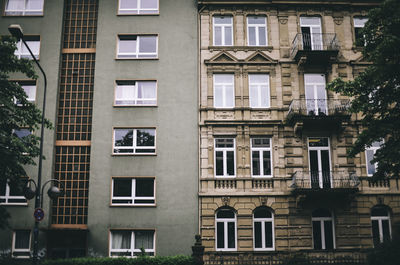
5;0;44;16
111;178;155;206
247;16;268;46
251;137;273;178
12;230;31;258
0;179;28;205
215;209;237;251
300;16;323;50
214;138;236;178
14;37;40;60
213;16;233;46
253;208;274;251
118;0;159;15
213;74;235;108
304;74;328;115
117;35;158;59
113;128;156;155
308;137;332;188
115;81;157;106
249;74;270;108
371;209;392;245
365;141;383;176
109;230;155;257
312;212;336;250
353;17;368;45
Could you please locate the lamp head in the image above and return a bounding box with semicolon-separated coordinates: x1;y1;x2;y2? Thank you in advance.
8;24;24;40
23;181;36;200
47;186;63;200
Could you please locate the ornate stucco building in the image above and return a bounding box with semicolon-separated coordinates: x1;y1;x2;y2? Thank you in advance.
198;0;399;262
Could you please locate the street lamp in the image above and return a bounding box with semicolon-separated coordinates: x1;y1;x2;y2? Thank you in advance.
8;24;62;265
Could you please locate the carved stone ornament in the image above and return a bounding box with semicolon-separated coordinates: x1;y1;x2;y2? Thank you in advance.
222;196;230;206
260;196;267;205
278;15;288;24
333;16;343;25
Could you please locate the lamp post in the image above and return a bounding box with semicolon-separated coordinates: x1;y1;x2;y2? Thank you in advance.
8;24;60;265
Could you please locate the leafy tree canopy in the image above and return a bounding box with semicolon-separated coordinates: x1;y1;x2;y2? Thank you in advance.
0;36;51;228
327;0;400;178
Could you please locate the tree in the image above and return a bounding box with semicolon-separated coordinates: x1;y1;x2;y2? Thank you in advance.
0;36;51;228
327;0;400;178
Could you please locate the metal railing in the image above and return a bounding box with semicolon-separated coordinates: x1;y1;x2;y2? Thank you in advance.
291;33;340;58
291;170;360;190
288;99;350;117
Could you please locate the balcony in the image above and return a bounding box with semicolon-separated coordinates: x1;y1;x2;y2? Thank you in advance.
291;33;340;65
291;170;359;207
287;99;351;134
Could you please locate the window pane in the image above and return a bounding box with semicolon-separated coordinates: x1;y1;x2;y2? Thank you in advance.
112;231;131;249
7;0;25;10
9;179;25;196
249;85;258;107
312;209;331;218
252;138;270;147
135;179;154;197
216;138;234;148
372;220;380;247
382;220;391;243
115;129;133;147
354;18;368;27
216;222;225;248
215;74;233;83
324;220;334;250
120;0;137;9
252;151;260;175
227;222;235;248
22;85;36;101
15;230;30;249
214;17;232;24
260;85;269;107
217;209;234;219
14;129;31;139
119;40;136;54
140;0;157;8
26;0;43;10
216;151;224;176
366;150;376;175
225;84;234;107
214;26;222;46
224;27;232;45
263;151;271;176
312;221;322;250
227;151;235;176
139;36;157;53
254;208;272;218
0;179;6;196
248;27;256;46
248;16;265;24
135;230;154;250
138;82;156;99
300;17;321;26
259;27;267;46
254;221;262;248
214;85;223;107
136;129;155;147
113;179;132;197
371;207;388;217
265;222;273;248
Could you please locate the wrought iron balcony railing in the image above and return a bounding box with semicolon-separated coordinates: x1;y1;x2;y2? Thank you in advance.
291;33;340;59
288;99;350;118
291;170;360;190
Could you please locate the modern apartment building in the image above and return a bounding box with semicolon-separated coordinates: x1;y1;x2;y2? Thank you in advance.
197;0;400;262
0;0;198;258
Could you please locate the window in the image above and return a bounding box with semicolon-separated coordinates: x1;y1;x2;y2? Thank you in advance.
312;209;335;250
354;17;368;46
249;74;270;108
308;137;331;189
365;140;383;176
371;206;391;247
14;36;40;60
0;178;28;205
213;16;233;46
15;81;36;104
118;0;158;15
5;0;43;15
247;16;267;46
300;17;322;50
216;208;236;251
113;128;155;154
215;138;235;178
251;138;272;178
12;230;31;258
110;230;155;257
117;35;158;59
213;74;234;108
112;178;155;206
253;207;274;250
115;81;156;106
304;74;327;115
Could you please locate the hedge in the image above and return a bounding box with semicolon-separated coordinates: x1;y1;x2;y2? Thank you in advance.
41;256;197;265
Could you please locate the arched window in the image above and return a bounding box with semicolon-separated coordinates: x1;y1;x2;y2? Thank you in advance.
253;207;274;250
371;206;392;247
215;208;236;251
312;209;335;250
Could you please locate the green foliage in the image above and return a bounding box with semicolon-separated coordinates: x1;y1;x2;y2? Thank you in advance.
0;35;52;229
41;255;197;265
367;224;400;265
327;0;400;178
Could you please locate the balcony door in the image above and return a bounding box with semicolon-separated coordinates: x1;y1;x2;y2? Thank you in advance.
300;17;323;50
308;138;331;189
304;74;327;115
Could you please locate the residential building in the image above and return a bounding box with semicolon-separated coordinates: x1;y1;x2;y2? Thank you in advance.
0;0;198;258
197;0;400;262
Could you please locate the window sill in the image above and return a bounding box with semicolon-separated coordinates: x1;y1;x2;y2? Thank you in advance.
112;153;157;156
0;203;28;206
113;104;158;108
3;14;43;17
117;13;160;16
208;46;273;52
110;204;156;207
115;57;159;60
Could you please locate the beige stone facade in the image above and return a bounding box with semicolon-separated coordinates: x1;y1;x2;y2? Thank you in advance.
198;0;399;259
